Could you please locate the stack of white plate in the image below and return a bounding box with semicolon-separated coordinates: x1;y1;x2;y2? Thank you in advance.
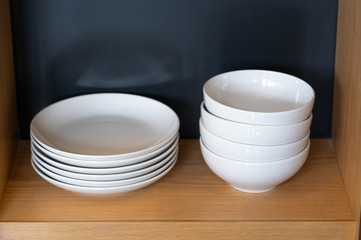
30;93;180;194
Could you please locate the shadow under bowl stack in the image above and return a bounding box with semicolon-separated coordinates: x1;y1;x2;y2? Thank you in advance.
200;69;315;193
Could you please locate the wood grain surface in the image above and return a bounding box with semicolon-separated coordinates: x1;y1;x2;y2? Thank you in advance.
333;0;361;238
1;0;360;238
0;0;18;202
0;139;354;238
0;221;354;240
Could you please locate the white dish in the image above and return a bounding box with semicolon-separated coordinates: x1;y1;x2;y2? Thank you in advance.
32;151;177;187
201;102;312;145
31;156;177;194
31;93;179;160
199;119;310;162
32;146;178;181
31;133;178;167
31;136;178;170
200;138;310;193
203;70;315;125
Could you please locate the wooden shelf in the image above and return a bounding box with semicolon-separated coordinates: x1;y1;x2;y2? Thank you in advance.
0;0;360;239
0;139;355;239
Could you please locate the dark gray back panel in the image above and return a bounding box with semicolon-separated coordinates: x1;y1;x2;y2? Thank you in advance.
10;0;338;138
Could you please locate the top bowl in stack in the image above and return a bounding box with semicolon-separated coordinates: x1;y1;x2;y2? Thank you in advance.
203;69;315;125
30;93;180;194
200;70;315;193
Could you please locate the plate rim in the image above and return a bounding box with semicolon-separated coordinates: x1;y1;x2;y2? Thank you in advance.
31;93;180;159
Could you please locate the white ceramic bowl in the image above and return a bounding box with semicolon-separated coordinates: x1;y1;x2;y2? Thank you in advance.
200;139;310;193
200;119;310;162
200;102;312;145
203;70;315;125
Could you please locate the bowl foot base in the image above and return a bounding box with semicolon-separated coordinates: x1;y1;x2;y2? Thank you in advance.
231;185;276;193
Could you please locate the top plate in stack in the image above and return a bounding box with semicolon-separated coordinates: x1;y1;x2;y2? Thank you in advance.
30;93;180;194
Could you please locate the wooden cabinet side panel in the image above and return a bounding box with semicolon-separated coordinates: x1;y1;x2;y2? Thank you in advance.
0;0;18;201
333;0;361;238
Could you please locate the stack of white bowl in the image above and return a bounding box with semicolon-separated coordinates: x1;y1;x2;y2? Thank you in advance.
200;70;315;193
30;93;179;194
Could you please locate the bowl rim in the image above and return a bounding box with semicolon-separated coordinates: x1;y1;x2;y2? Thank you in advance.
203;69;315;123
200;138;311;165
199;117;311;148
201;101;313;128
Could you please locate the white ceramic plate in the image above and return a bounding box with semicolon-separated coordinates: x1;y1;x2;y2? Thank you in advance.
31;157;177;194
31;133;178;167
31;136;178;170
31;93;179;160
32;146;178;181
32;151;177;187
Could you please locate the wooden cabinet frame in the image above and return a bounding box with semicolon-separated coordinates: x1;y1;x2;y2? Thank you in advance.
1;0;360;239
